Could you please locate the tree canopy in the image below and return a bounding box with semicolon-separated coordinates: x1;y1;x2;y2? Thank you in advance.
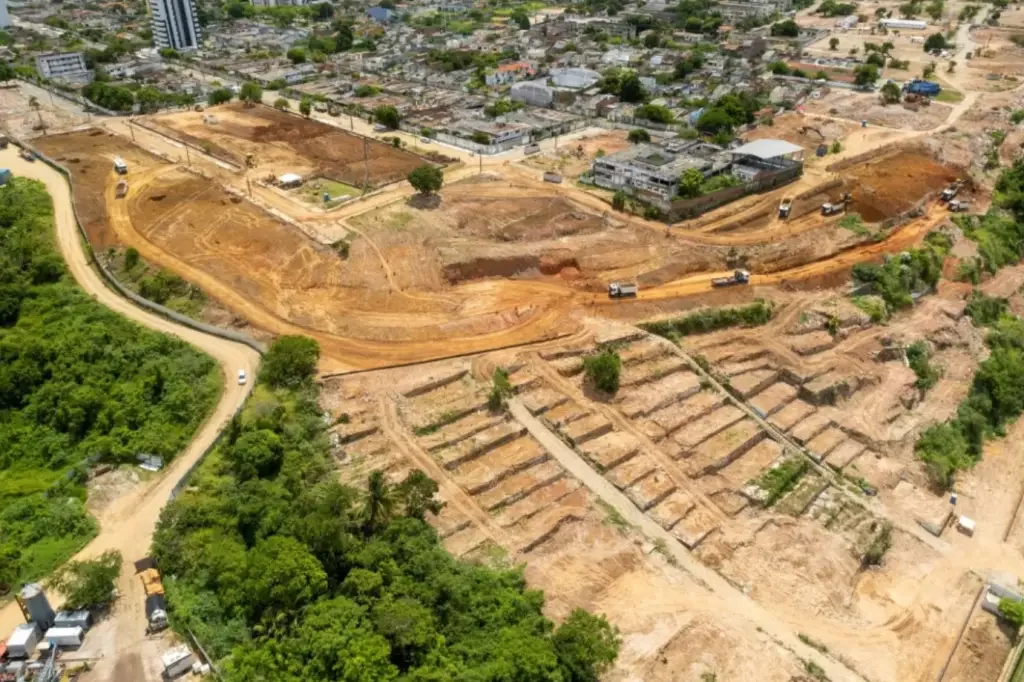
152;341;620;680
373;105;401;129
407;165;443;195
0;178;219;593
260;335;320;388
48;550;121;610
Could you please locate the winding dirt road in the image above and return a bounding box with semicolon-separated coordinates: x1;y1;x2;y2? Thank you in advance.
0;147;260;680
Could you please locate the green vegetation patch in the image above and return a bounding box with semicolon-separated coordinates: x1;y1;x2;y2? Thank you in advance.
906;341;940;392
110;246;206;318
153;336;622;680
642;299;774;340
0;178;220;593
851;231;950;313
584;349;622;394
756;457;808;507
935;88;965;104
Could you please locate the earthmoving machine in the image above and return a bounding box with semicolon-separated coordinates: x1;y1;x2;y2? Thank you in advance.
948;198;970;212
113;156;127;175
608;282;638;298
778;197;793;219
797;126;824;139
19;148;35;162
245;153;257;168
821;192;851;216
941;179;964;202
711;269;750;287
136;558;169;634
115;180;128;198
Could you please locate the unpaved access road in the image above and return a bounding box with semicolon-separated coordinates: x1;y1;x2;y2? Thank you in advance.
0;147;260;681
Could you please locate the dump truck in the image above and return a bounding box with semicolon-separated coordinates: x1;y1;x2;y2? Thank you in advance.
711;269;750;287
115;180;128;198
778;198;793;219
821;192;851;216
941;179;963;202
113;157;128;175
903;79;941;96
948;198;970;212
138;564;169;634
543;171;563;183
608;282;637;298
19;148;35;162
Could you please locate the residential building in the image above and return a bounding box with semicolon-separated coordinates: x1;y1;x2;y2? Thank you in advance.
149;0;202;51
549;67;600;90
593;143;714;201
367;6;397;24
35;52;91;82
0;0;9;29
879;18;927;30
484;61;536;86
563;17;637;39
716;1;775;22
457;120;531;145
251;0;309;5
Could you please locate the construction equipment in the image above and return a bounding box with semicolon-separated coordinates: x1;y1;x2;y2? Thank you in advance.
948;198;970;212
138;563;169;634
543;171;563;183
608;282;638;298
798;126;824;139
778;197;793;219
0;134;9;149
115;180;128;198
711;269;750;287
19;148;35;162
821;192;851;216
941;179;963;202
113;157;127;175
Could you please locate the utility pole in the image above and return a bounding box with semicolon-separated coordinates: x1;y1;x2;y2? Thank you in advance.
478;151;482;174
128;118;136;141
247;178;252;196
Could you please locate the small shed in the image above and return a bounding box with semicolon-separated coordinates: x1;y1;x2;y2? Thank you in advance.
162;646;195;680
278;173;303;188
6;624;40;659
54;610;92;631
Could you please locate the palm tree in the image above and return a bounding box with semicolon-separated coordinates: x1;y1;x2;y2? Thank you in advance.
361;470;395;533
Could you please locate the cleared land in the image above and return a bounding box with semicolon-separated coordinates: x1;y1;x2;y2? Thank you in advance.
144;101;427;189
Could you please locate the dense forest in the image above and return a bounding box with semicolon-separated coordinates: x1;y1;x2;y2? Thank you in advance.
153;337;620;681
0;178;221;592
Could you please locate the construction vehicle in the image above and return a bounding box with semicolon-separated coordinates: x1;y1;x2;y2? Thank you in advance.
113;156;127;175
821;192;851;216
543;171;563;183
948;198;970;212
903;79;941;96
0;134;9;149
941;179;963;202
711;269;750;287
19;148;35;162
608;282;638;298
524;143;540;155
778;197;793;219
115;180;128;198
245;153;257;169
136;560;169;634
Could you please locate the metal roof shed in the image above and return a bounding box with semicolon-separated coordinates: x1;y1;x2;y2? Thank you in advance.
729;139;804;160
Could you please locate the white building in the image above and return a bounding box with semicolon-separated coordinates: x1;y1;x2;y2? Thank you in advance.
879;18;927;30
35;52;91;82
149;0;202;51
0;0;9;29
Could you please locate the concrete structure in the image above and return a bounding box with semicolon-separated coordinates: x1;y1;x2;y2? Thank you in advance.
593;143;717;202
510;80;554;107
717;1;775;21
149;0;202;51
53;611;92;631
0;0;8;29
563;16;637;39
549;67;601;90
35;52;91;82
879;18;927;30
162;646;195;679
484;61;536;86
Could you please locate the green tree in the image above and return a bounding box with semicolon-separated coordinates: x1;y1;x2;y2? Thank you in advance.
361;470;395;533
583;349;622;394
553;610;621;682
261;335;320;388
619;73;646;103
829;36;840;50
612;190;627;211
854;63;880;87
273;97;290;110
244;536;328;618
1000;598;1024;628
770;19;799;37
511;8;530;29
924;33;947;51
208;87;233;106
48;550;122;610
287;46;307;63
299;96;312;117
880;81;902;104
227;429;284;481
407;165;443;195
239;81;263;106
627;128;650;144
635;104;673;123
678;167;704;198
394;470;444;520
314;1;334;19
372;105;401;129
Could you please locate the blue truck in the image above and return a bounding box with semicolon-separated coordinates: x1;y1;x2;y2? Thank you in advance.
903;79;941;96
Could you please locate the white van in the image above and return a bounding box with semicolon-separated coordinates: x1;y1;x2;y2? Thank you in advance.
237;369;247;385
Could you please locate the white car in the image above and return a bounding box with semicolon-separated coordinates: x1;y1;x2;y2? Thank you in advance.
237;369;247;385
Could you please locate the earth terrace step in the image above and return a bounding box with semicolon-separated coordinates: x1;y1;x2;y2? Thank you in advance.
805;427;847;463
770;399;817;432
539;347;587;361
729;369;780;400
619;371;702;419
493;477;582;528
436;421;528;470
788;411;834;445
420;411;505;452
561;413;615;446
475;460;566;512
670;507;720;549
775;474;829;517
749;382;800;418
721;356;775;377
519;386;571;416
620;357;689;388
549;356;584;377
648;490;697;530
605;452;658;490
671;404;745;451
404;369;468;398
514;488;590;553
578;431;641;471
625;469;677;511
453;438;550;496
332;423;380;445
644;390;726;440
681;421;767;478
618;339;671;366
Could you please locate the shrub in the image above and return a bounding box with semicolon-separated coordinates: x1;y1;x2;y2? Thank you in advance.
641;300;774;339
261;336;320;388
964;290;1008;327
999;598;1024;628
584;350;622;394
407;165;443;195
487;367;513;411
906;341;940;391
757;457;807;506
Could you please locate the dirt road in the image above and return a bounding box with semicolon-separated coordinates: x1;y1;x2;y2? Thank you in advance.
0;148;260;680
507;398;867;682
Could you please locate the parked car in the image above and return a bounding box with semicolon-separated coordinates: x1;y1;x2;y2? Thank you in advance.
238;369;247;385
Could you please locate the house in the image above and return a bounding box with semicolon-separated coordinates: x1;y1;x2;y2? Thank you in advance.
484;61;537;86
367;6;397;24
35;52;92;83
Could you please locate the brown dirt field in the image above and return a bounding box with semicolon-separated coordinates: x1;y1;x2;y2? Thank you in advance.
942;608;1015;682
522;130;632;180
841;150;959;222
145;102;427;189
745;112;856;150
802;91;952;131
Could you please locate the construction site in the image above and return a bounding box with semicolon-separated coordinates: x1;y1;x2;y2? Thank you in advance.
5;23;1024;675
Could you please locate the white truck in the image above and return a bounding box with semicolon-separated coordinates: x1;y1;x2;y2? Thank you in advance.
608;282;638;298
113;156;128;175
778;198;793;219
941;179;963;202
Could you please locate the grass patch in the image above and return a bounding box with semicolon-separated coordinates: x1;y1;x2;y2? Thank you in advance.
642;299;774;339
597;499;630;532
906;341;940;392
838;213;871;237
861;522;892;567
297;177;361;207
108;246;207;318
850;295;889;323
935;88;964;104
756;457;809;507
798;633;829;654
413;410;462;436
